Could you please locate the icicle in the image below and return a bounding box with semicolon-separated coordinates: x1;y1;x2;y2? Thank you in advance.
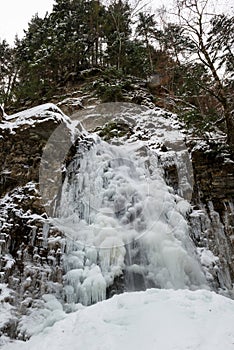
55;133;208;306
42;223;50;248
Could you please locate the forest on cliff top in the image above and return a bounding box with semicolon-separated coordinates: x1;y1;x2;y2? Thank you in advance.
0;0;234;152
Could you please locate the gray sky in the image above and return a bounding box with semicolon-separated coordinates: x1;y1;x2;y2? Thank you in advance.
0;0;233;45
0;0;168;44
0;0;55;44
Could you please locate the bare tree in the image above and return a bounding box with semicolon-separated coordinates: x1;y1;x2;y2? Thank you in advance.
174;0;234;153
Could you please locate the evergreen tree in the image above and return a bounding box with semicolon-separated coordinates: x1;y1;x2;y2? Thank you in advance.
14;14;54;103
124;39;151;77
50;0;106;71
136;12;157;72
104;0;132;70
208;14;234;77
0;40;17;107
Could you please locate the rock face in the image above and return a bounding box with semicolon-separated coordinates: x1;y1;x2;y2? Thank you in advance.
189;147;234;290
0;104;74;339
0;104;72;195
154;134;234;292
0;101;234;342
0;105;4;121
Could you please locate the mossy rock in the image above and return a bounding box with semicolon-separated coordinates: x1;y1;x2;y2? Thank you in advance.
95;120;133;141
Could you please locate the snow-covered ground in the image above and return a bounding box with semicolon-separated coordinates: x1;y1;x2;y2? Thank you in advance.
2;288;234;350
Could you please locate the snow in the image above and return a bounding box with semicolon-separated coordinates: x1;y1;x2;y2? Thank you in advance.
4;103;67;123
197;248;219;268
2;288;234;350
0;182;42;225
17;295;66;339
0;103;72;134
0;284;14;334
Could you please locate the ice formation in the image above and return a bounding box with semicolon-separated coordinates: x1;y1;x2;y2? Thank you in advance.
53;109;207;305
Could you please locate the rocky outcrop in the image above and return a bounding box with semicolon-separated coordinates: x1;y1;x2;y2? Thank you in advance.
0;104;72;195
155;137;234;293
189;145;234;291
0;104;74;339
191;148;234;215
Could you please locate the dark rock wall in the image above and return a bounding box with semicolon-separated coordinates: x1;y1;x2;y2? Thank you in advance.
190;147;234;290
0;119;62;196
0;109;71;338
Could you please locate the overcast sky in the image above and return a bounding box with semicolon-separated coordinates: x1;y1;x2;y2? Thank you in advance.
0;0;55;44
0;0;233;45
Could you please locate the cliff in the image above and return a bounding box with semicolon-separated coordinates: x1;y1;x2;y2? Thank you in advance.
0;96;234;342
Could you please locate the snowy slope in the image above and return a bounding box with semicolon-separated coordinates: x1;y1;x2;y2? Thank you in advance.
2;288;234;350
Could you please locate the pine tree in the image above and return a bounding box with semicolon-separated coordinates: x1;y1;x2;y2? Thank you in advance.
0;40;17;107
136;12;157;72
104;0;132;70
14;13;55;103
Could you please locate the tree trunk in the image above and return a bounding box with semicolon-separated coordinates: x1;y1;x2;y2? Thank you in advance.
225;110;234;156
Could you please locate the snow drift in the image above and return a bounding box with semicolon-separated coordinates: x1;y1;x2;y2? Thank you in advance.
2;288;234;350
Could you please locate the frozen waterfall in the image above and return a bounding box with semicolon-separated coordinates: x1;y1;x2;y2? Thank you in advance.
54;130;207;306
